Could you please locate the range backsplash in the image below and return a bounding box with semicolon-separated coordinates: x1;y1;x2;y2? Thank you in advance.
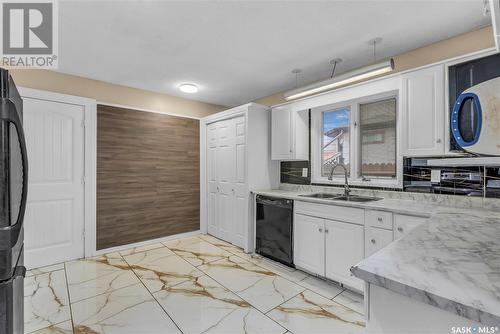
280;159;500;199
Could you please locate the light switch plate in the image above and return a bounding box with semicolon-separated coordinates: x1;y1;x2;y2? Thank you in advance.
302;168;308;177
431;169;441;183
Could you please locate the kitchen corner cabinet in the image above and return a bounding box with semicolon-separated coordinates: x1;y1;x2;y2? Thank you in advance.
271;105;309;160
401;64;446;156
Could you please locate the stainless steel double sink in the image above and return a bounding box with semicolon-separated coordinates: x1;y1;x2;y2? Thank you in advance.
298;192;382;202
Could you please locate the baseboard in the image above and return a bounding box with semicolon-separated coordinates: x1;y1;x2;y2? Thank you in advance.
91;230;201;257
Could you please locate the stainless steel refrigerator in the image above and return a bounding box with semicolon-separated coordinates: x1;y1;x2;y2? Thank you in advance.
0;68;28;334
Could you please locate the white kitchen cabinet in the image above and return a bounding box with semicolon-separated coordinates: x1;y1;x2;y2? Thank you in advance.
293;213;325;276
201;103;276;251
401;64;446;156
325;219;364;291
365;226;394;257
271;105;309;160
394;214;428;240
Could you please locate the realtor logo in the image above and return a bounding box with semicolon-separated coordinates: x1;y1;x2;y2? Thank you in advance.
0;0;58;68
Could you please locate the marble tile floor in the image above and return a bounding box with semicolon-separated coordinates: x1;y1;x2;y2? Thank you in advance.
24;234;365;334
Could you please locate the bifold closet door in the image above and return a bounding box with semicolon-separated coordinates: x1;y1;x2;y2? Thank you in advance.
206;116;247;247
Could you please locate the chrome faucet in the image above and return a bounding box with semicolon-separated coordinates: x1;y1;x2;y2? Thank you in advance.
328;162;350;198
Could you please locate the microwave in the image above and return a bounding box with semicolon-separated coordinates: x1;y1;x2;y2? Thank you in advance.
448;53;500;156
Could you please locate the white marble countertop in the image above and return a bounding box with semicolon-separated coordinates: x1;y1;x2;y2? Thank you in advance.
252;189;500;326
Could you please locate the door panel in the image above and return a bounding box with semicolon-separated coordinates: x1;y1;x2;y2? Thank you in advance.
215;119;235;243
325;219;364;291
233;116;247;247
207;124;218;236
23;97;85;268
293;214;324;276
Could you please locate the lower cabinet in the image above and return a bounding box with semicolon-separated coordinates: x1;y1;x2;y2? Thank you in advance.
394;214;428;240
365;226;393;257
325;219;364;291
294;213;325;276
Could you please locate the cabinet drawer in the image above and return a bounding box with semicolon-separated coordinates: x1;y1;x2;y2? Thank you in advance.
365;227;394;257
295;201;364;225
394;214;428;240
365;210;393;230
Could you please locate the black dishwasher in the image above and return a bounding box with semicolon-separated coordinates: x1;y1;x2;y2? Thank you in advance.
255;195;294;267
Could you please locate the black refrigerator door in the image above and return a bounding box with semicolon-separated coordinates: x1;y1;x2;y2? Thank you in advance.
0;95;28;281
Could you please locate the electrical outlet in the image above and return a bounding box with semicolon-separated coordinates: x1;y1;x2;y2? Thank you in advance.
431;169;441;183
302;168;308;177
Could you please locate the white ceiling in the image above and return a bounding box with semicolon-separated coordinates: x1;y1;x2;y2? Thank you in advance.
58;0;491;107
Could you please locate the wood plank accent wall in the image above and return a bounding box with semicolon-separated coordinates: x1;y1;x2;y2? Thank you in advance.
97;105;200;250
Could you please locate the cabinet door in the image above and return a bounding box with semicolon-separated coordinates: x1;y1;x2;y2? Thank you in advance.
293;214;325;276
271;107;292;160
394;214;428;240
365;227;393;257
402;64;445;156
324;220;364;291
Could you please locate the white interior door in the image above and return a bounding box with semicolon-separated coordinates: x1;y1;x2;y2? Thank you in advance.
23;97;85;269
215;119;235;243
232;116;247;248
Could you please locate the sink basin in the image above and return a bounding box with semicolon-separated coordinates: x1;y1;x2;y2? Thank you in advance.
299;192;340;199
331;195;383;202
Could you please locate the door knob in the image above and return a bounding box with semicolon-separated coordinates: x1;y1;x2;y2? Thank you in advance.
371;238;376;244
397;227;403;232
436;139;442;143
325;229;329;233
318;228;323;233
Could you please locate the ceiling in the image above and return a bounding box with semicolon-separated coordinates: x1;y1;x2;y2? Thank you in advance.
58;0;491;107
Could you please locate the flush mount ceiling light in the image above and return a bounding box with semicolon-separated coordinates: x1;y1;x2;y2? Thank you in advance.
179;83;198;93
285;38;394;101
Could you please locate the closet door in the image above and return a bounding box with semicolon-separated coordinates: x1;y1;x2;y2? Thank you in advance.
206;123;218;236
232;116;247;248
216;119;236;243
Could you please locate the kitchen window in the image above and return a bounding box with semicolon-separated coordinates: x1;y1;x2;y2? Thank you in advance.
359;98;397;179
321;107;350;177
312;92;400;187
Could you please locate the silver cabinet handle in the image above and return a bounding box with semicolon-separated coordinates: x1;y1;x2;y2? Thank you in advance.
371;238;376;244
325;229;329;233
217;186;220;192
397;227;403;232
289;149;293;153
318;228;323;233
436;139;442;143
377;217;383;222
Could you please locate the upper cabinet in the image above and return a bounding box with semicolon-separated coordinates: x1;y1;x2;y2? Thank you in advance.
401;64;446;156
271;106;309;160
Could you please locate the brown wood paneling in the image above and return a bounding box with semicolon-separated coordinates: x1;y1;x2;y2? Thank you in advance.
96;105;200;250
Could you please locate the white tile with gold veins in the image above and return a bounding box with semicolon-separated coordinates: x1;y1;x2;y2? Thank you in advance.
119;242;165;256
71;283;180;334
332;289;365;315
267;290;365;334
24;270;71;333
65;253;139;303
122;247;203;293
198;256;305;313
30;320;73;334
154;275;286;334
163;236;232;266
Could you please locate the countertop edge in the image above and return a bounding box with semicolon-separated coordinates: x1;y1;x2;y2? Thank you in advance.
350;266;500;326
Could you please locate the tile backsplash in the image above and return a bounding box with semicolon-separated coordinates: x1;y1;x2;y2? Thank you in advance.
279;158;500;198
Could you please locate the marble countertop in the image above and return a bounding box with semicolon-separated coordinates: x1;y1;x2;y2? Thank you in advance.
252;189;500;326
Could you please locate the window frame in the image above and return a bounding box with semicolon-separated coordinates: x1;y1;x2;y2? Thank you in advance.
311;90;402;188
